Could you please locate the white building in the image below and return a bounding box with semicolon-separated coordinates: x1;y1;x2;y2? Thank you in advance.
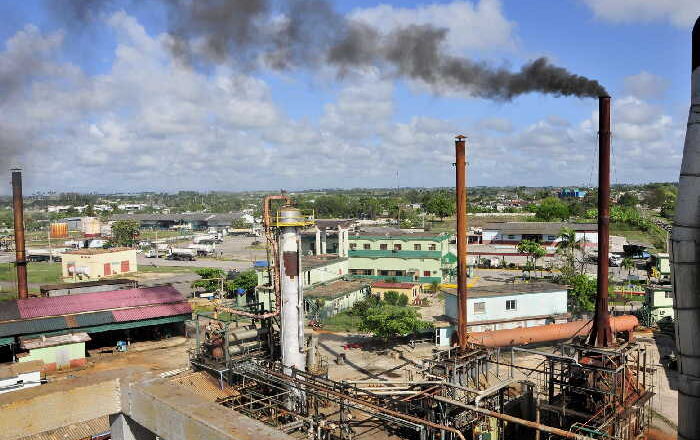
436;283;569;346
481;222;597;248
0;360;43;394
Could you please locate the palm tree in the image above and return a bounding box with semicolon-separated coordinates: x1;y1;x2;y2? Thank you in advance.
622;257;635;278
556;227;587;277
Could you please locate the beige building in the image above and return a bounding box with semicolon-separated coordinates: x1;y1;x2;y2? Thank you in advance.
61;248;138;280
371;281;423;304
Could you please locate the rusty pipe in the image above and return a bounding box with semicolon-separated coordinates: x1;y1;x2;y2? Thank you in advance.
11;169;28;299
432;396;591;440
468;315;637;348
589;96;613;347
265;368;467;440
455;135;468;350
220;194;291;320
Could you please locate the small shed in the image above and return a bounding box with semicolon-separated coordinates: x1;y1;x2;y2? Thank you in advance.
304;279;370;319
19;333;91;372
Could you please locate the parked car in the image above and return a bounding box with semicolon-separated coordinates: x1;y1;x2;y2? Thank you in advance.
609;254;623;267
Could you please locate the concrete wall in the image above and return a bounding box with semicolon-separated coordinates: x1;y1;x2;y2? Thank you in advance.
61;249;138;280
444;290;568;331
0;370;41;394
371;285;422;302
0;370;124;440
313;287;369;318
348;256;442;279
20;342;87;371
303;259;348;287
349;236;449;255
646;286;674;322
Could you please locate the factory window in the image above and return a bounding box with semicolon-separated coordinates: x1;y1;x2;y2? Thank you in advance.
665;291;673;299
428;244;437;251
414;244;422;250
508;235;516;240
350;243;357;250
424;271;431;277
548;235;557;241
474;302;486;314
394;244;402;251
380;243;388;250
506;300;517;310
363;244;371;250
379;270;390;276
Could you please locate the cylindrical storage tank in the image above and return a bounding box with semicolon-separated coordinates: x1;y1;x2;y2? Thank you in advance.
50;222;68;238
469;315;638;347
278;206;306;375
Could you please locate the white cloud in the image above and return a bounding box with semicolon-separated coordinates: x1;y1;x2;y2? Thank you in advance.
0;12;684;193
349;0;516;53
581;0;700;28
622;71;668;99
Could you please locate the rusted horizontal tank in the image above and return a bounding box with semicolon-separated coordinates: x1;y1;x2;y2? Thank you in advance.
469;315;638;347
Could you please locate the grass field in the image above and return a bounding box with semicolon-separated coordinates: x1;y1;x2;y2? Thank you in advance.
0;261;62;284
135;265;199;274
610;222;667;252
322;312;361;332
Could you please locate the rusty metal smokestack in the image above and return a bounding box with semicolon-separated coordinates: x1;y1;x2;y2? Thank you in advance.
11;169;28;299
671;15;700;440
588;96;613;347
455;135;468;350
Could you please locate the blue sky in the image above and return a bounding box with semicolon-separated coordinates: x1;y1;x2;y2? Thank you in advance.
0;0;697;194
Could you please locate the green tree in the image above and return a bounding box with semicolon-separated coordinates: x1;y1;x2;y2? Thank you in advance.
228;270;258;294
191;268;225;293
424;191;455;220
534;197;570;221
110;220;140;247
383;291;409;306
517;239;546;278
567;274;596;315
622;257;635;276
618;193;639;207
358;304;432;341
350;295;381;316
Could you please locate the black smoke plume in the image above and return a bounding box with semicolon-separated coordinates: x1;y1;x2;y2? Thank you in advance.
53;0;607;99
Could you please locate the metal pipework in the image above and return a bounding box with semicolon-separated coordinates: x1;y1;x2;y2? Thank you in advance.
11;169;28;299
672;15;700;440
455;135;469;350
432;395;592;440
468;315;637;348
589;96;613;347
215;194;291;320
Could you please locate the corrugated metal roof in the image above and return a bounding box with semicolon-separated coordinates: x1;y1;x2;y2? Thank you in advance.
169;371;240;402
0;337;14;346
68;315;188;334
0;302;20;322
0;317;68;337
112;302;192;322
17;286;185;319
18;415;109;440
73;311;115;327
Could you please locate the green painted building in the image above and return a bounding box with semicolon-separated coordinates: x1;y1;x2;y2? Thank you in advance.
347;231;454;283
645;285;674;323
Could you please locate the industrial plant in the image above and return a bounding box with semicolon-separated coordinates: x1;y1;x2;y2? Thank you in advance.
160;96;657;440
0;4;697;440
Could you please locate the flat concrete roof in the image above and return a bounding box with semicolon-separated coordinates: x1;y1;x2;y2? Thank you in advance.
441;282;566;298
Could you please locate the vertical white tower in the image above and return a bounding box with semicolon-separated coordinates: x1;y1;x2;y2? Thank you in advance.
673;16;700;440
277;206;306;376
